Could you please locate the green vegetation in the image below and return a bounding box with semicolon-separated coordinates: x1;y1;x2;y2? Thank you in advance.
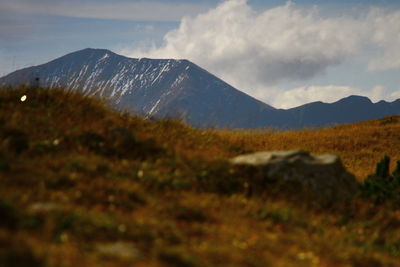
1;86;400;266
360;156;400;204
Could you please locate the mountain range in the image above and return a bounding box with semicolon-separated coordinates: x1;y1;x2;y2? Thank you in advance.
1;48;399;129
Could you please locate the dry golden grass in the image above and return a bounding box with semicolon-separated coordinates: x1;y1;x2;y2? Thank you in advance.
1;86;400;266
212;118;400;180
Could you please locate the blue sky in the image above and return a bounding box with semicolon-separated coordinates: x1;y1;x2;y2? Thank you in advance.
1;0;400;108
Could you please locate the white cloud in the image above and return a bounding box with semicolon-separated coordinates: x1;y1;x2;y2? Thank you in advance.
389;90;400;100
129;1;365;84
123;0;400;107
274;85;361;109
367;8;400;71
370;85;387;102
274;85;400;109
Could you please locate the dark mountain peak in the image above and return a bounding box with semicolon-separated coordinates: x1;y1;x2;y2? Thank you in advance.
64;48;123;61
293;100;324;109
72;47;109;54
376;100;388;104
61;48;115;58
335;95;372;105
178;59;191;64
81;47;111;53
0;48;275;128
60;49;194;72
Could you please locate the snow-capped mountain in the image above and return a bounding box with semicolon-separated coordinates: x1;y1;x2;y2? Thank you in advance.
1;48;400;129
0;48;279;128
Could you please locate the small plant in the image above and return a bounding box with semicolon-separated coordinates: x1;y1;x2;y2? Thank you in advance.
376;155;390;180
1;128;29;154
0;200;18;229
169;205;209;223
379;116;398;125
0;242;44;267
77;131;106;153
360;156;400;204
0;153;10;171
158;247;200;267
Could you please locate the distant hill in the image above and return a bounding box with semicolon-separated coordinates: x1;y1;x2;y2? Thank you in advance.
287;95;400;128
1;48;399;128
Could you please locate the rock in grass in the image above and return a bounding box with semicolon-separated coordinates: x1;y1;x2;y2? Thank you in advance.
96;242;140;260
231;150;358;205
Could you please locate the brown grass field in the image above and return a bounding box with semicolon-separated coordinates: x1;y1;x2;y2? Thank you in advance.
1;86;400;266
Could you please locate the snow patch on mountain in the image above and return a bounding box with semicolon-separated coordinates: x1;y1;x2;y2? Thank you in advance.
0;48;275;128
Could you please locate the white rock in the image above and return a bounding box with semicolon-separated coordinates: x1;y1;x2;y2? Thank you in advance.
96;242;139;260
231;150;358;204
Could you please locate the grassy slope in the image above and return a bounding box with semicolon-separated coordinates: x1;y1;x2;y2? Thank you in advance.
1;87;400;266
215;118;400;180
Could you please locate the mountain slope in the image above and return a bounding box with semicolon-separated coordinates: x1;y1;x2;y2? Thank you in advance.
287;95;400;128
0;48;276;128
1;48;400;129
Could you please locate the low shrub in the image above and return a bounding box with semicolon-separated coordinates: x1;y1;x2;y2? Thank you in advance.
360;156;400;204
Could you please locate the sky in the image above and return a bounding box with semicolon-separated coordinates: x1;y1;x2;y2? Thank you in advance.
1;0;400;108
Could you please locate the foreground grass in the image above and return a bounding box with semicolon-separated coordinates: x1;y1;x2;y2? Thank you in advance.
1;86;400;266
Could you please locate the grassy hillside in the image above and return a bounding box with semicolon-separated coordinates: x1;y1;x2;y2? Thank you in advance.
1;86;400;266
214;117;400;180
